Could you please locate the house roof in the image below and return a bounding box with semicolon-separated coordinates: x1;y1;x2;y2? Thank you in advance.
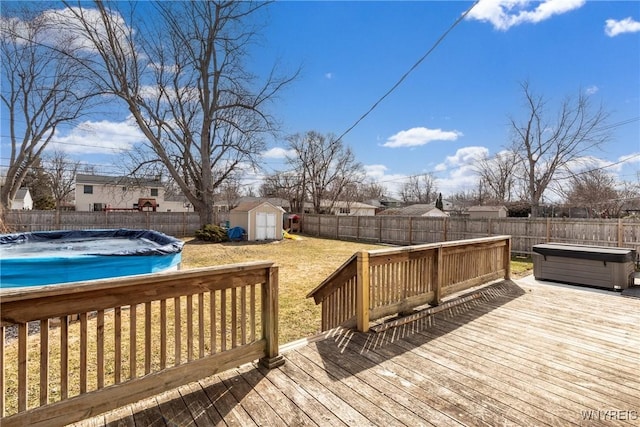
377;208;404;216
467;205;508;212
319;200;377;209
231;201;285;213
378;204;448;216
76;173;162;187
15;187;30;200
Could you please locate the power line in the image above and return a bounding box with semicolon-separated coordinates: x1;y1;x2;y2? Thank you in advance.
334;1;480;144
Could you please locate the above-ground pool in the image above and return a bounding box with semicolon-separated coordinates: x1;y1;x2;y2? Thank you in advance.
0;229;184;288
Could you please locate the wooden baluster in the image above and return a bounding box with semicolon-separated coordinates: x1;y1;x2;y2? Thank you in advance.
40;319;49;406
114;308;121;384
145;302;151;375
97;310;104;389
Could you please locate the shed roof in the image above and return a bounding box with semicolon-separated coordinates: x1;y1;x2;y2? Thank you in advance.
231;201;285;213
15;187;30;200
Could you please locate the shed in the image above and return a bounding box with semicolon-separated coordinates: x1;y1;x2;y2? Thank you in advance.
467;205;508;219
229;201;285;241
11;188;33;210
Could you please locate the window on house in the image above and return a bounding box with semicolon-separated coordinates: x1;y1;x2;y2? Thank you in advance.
122;186;127;191
84;185;93;194
339;207;350;214
151;188;159;197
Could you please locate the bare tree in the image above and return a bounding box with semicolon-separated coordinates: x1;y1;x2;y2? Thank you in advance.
42;150;80;210
399;173;438;204
354;181;386;202
215;174;243;211
62;1;296;227
286;131;364;214
475;150;519;202
260;171;304;212
0;6;93;209
21;157;55;210
564;169;620;218
510;81;610;217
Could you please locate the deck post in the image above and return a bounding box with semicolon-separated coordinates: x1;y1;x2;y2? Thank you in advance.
356;250;370;332
433;245;443;305
260;266;285;369
503;237;511;280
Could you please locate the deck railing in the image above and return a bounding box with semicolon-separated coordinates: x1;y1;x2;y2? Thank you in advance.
0;262;282;427
308;236;511;332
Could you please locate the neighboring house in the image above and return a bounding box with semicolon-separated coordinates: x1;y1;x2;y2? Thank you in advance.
378;204;449;217
229;201;285;241
303;200;377;216
365;196;404;209
11;188;33;210
74;174;189;212
467;205;508;218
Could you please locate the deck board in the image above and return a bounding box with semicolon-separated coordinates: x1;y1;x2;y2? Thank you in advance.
74;277;640;427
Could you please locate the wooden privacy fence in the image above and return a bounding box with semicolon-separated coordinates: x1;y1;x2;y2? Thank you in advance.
2;211;209;238
307;236;511;332
0;262;282;427
301;214;640;255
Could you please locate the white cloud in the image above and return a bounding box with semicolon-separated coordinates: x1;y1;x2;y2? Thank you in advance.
619;153;640;163
435;146;488;171
467;0;585;31
382;127;462;148
605;17;640;37
48;116;146;155
1;7;133;54
562;154;640;177
261;147;294;159
585;85;599;95
325;72;333;79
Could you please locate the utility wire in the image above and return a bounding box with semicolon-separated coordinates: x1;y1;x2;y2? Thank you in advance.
334;1;480;144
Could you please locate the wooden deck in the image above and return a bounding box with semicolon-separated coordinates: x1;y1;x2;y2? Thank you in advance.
73;277;640;427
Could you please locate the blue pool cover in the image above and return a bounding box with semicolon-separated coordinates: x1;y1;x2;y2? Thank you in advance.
0;229;184;288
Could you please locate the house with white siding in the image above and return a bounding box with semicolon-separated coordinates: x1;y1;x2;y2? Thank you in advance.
74;174;190;212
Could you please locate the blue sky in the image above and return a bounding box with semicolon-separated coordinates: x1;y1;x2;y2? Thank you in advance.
3;0;640;198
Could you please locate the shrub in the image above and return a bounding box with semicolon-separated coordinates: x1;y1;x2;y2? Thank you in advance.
194;224;229;242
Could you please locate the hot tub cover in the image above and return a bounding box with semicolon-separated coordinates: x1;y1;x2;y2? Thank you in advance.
532;243;635;263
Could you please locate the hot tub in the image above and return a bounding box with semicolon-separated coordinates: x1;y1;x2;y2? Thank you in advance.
0;229;184;288
532;243;636;290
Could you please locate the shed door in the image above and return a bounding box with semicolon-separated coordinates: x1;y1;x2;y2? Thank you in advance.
256;212;276;240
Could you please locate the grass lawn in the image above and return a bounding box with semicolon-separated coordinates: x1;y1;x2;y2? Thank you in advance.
181;235;388;344
181;235;533;344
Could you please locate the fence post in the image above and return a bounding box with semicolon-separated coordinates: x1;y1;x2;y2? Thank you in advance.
443;216;448;242
356;250;370;332
408;217;413;245
260;266;284;368
546;218;551;242
618;218;623;247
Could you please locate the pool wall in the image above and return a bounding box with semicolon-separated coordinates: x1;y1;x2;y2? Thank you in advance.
0;229;184;288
